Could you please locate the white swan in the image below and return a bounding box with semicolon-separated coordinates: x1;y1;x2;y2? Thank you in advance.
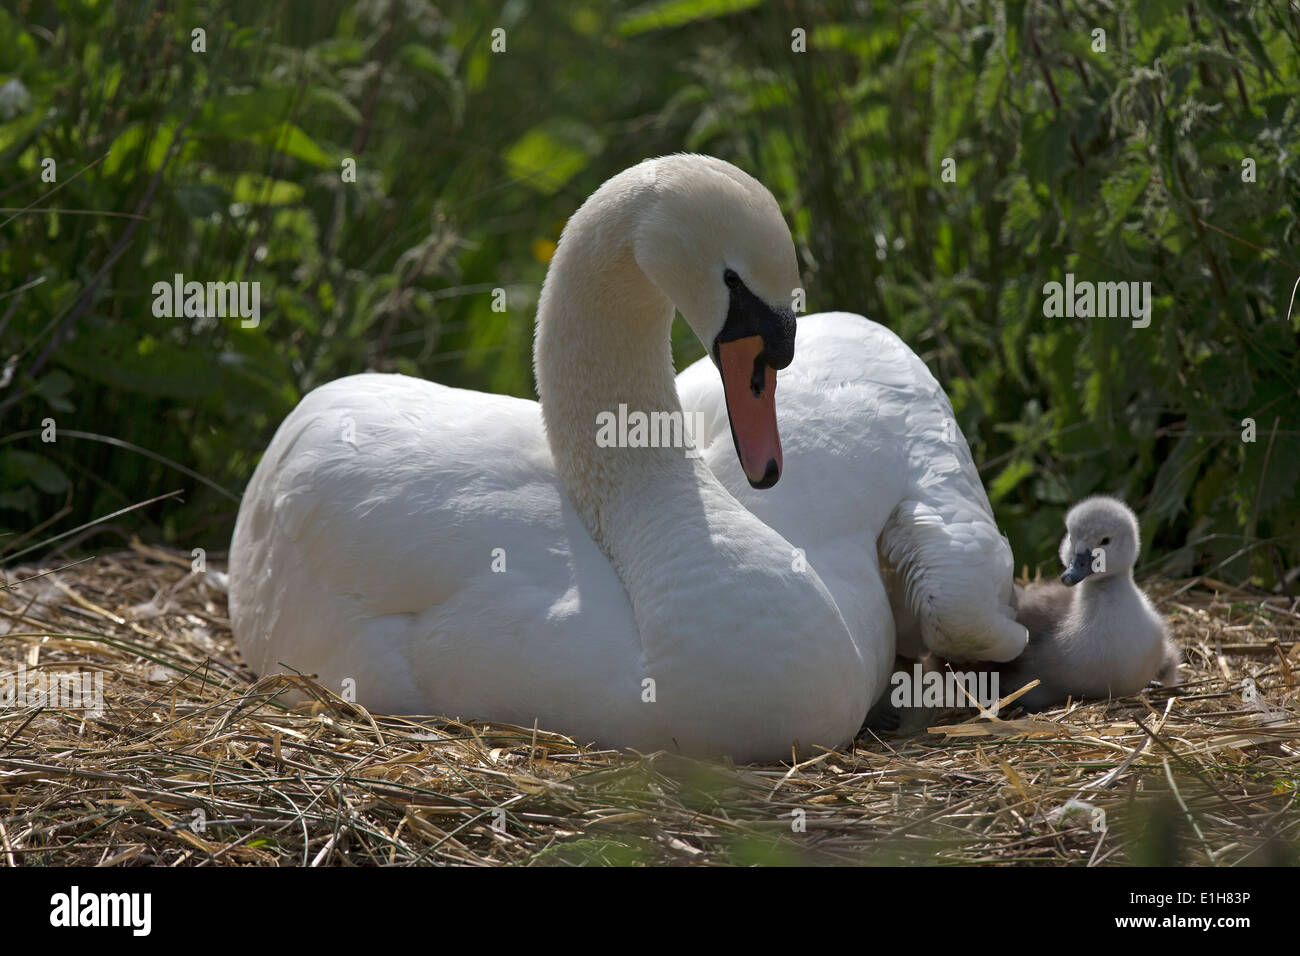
228;154;872;763
677;312;1028;668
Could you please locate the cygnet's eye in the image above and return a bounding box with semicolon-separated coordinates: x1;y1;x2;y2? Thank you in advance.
1100;536;1111;546
723;268;741;289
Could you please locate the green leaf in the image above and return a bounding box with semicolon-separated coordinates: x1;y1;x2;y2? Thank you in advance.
229;173;304;206
58;326;224;399
102;123;145;177
618;0;761;37
0;449;68;495
504;120;602;195
0;107;43;156
0;7;39;68
250;122;333;167
1021;113;1070;189
146;119;181;172
399;44;453;82
974;43;1009;121
307;87;362;125
989;458;1035;503
1098;162;1150;235
809;23;877;57
198;89;295;135
31;369;75;412
196;91;333;167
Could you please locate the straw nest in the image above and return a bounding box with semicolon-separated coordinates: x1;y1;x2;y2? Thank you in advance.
1;544;1297;866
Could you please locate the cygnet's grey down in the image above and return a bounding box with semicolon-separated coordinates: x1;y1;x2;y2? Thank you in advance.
861;496;1181;735
996;496;1181;710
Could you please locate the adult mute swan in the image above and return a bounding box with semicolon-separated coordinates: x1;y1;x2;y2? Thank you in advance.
229;154;872;763
677;312;1028;668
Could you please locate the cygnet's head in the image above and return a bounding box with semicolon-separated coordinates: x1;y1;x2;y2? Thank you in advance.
1058;496;1141;586
633;154;800;488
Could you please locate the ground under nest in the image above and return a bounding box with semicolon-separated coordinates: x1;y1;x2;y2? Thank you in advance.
0;545;1297;866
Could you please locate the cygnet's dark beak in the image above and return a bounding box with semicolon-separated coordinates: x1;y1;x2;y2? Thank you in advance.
1061;551;1093;586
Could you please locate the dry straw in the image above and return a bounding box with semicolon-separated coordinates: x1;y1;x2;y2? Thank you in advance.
1;545;1296;866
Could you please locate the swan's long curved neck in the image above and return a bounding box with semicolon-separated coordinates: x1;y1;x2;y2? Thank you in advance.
534;180;708;552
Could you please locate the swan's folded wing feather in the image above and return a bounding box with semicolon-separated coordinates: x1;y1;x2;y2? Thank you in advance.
821;316;1024;662
680;312;1024;664
228;373;647;720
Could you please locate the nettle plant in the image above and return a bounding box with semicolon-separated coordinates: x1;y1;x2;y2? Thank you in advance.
0;0;1296;589
643;0;1300;586
0;0;616;546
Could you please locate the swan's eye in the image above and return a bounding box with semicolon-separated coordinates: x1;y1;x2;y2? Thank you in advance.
1100;537;1110;546
723;268;741;289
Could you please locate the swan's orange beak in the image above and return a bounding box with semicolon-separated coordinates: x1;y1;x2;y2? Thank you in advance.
718;334;782;488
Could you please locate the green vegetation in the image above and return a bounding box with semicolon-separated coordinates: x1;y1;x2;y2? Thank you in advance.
2;0;1298;584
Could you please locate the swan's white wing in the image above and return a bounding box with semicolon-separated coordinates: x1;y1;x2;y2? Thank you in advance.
679;311;1025;666
228;373;650;744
